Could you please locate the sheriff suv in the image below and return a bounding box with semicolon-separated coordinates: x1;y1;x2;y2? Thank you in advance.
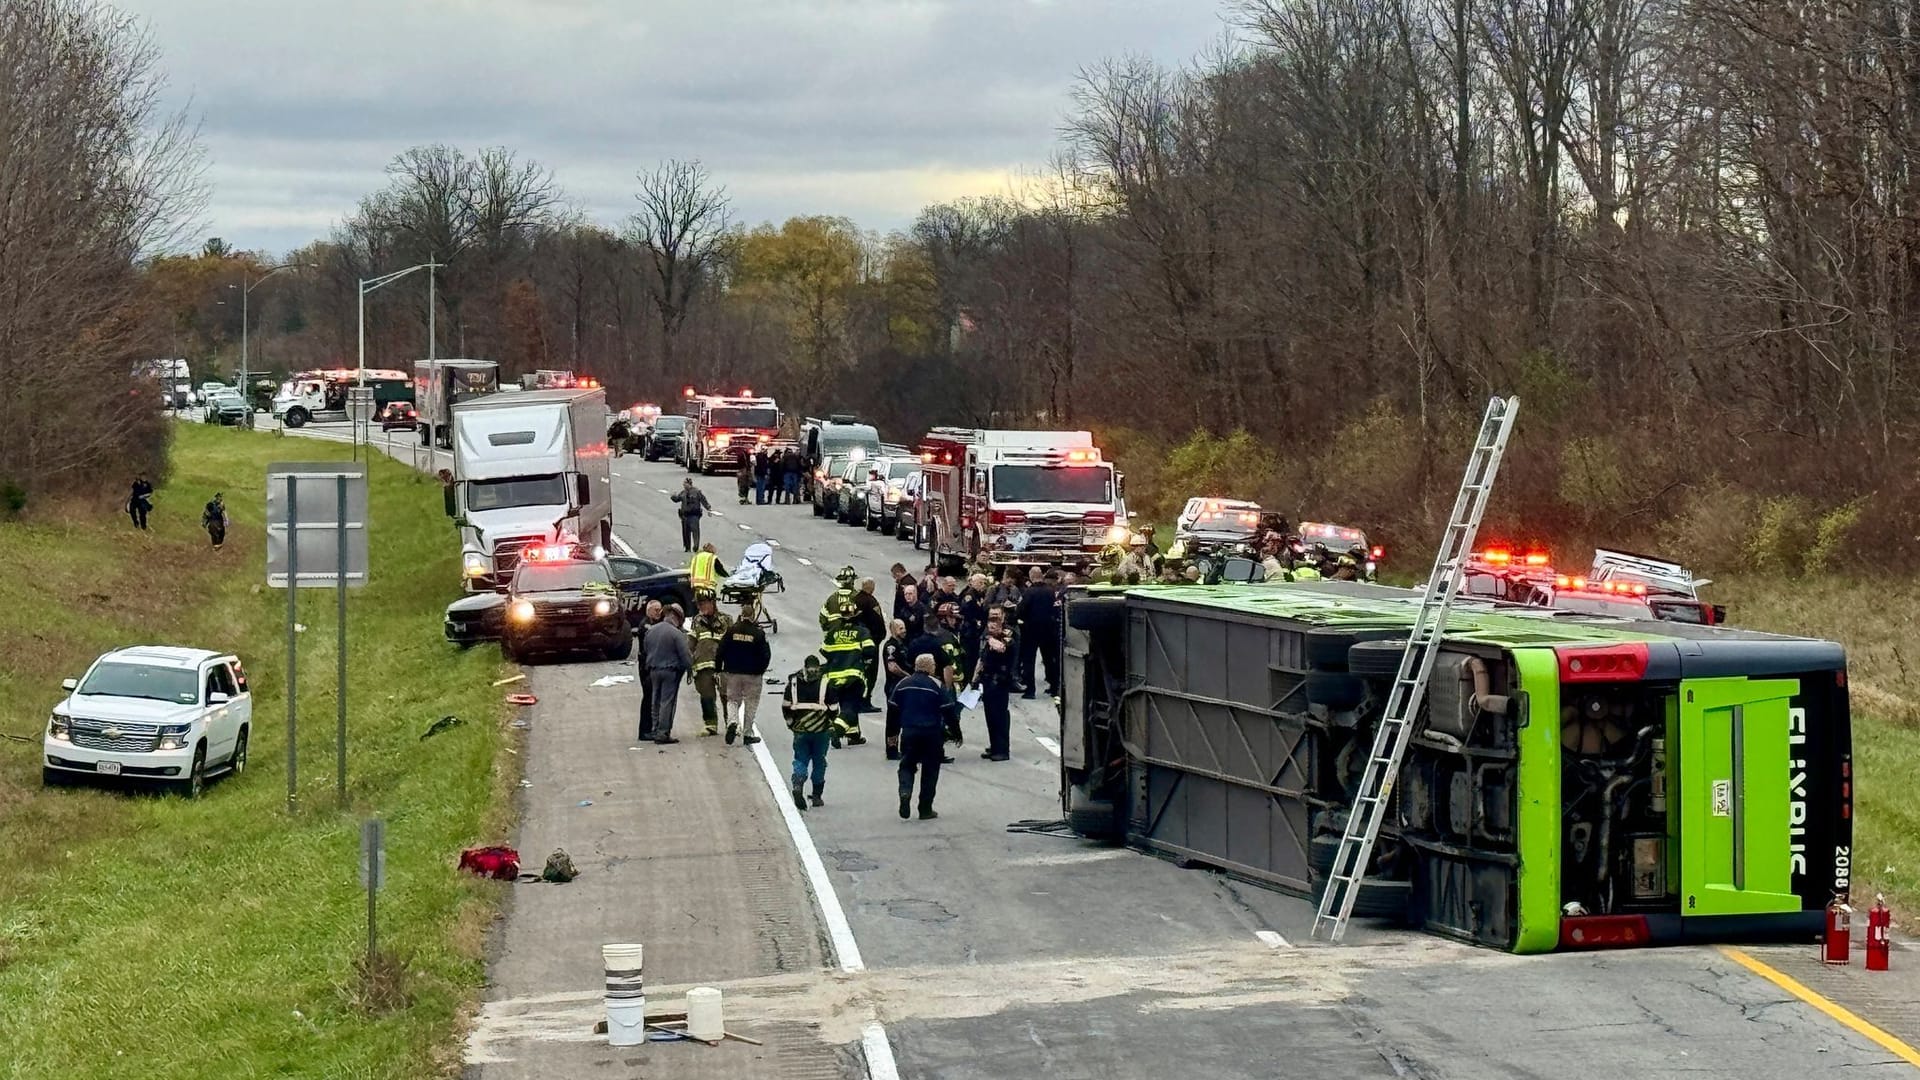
44;646;253;798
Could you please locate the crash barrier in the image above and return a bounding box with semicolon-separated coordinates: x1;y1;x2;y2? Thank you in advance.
686;986;725;1041
602;943;646;1046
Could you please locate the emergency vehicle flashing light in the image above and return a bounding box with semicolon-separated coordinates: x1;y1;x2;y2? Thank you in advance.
682;386;696;397
1554;575;1648;596
520;544;578;563
1371;545;1385;559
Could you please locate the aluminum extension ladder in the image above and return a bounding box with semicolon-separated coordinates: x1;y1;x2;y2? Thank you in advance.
1311;395;1521;943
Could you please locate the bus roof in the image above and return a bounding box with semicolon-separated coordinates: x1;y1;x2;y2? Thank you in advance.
1105;580;1839;655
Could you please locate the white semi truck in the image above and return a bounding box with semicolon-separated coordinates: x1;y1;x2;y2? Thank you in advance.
447;387;613;591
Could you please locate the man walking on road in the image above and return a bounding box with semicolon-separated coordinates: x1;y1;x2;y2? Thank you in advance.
643;605;693;744
783;655;836;810
670;477;711;552
717;600;771;745
892;654;948;820
635;599;664;741
689;592;732;737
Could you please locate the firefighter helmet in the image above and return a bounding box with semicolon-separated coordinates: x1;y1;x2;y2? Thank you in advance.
835;565;857;586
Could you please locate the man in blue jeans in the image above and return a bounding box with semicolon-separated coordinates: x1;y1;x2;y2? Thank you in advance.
783;654;836;810
890;654;950;820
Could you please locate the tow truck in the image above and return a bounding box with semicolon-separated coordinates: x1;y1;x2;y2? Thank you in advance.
272;368;413;428
918;428;1135;573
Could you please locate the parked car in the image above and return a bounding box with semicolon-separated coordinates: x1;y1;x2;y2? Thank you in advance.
894;468;927;543
861;455;919;533
43;646;253;797
811;451;850;518
201;389;249;425
835;456;872;525
443;546;695;652
379;401;419;431
645;415;690;462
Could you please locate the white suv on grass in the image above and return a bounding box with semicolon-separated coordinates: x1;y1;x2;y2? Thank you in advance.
43;646;253;798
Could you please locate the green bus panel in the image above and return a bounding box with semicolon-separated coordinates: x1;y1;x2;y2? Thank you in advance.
1510;648;1562;953
1680;677;1802;917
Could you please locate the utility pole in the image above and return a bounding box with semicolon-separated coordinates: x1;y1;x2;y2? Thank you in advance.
232;262;312;423
358;262;441;387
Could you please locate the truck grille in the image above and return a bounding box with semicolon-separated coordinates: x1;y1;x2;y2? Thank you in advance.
493;536;545;576
531;598;605;625
69;719;161;753
1023;518;1091;550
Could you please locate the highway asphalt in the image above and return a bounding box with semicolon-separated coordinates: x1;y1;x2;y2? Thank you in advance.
266;417;1918;1078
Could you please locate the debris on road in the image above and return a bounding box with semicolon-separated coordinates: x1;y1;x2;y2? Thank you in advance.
589;674;635;688
492;674;528;687
506;692;538;707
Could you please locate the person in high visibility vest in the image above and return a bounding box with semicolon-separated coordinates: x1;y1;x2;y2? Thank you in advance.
819;607;873;747
689;543;726;593
818;564;859;631
688;592;733;736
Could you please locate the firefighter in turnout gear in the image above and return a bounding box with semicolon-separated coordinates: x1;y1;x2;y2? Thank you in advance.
819;604;874;747
689;591;733;736
1290;546;1326;582
819;564;860;631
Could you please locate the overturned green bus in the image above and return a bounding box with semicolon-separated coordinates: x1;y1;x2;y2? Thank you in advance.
1059;580;1851;953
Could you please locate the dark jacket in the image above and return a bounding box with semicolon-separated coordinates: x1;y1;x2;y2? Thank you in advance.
897;598;929;640
753;451;771;478
642;620;694;673
853;590;887;643
670;487;711;518
716;620;772;676
882;636;911;688
907;627;963;683
889;672;948;733
1017;583;1058;630
784;670;835;733
973;626;1018;687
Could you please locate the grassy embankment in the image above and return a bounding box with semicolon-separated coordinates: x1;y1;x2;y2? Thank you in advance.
0;423;514;1079
1712;577;1920;914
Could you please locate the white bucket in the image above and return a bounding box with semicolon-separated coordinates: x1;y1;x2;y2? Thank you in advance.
686;986;724;1041
602;944;646;1046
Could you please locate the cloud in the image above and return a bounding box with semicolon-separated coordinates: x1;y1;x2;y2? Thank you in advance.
119;0;1229;255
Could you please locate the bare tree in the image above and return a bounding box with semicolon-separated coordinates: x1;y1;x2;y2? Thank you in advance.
628;159;732;373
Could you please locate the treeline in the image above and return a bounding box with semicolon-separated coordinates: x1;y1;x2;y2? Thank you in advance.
0;0;201;511
144;0;1920;568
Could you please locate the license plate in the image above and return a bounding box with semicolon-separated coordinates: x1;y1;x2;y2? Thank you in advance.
97;761;122;776
554;627;578;640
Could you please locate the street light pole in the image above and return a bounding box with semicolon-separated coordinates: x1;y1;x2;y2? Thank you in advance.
233;262;310;423
357;261;441;387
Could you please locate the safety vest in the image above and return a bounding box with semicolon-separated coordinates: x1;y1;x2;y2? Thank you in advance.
690;551;720;590
784;673;835;733
820;626;869;691
1291;564;1323;582
690;613;731;670
818;587;857;631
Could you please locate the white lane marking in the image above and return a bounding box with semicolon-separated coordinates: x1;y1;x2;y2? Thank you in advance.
745;741;863;971
610;534;637;558
768;539;781;548
1036;736;1061;756
620;518;901;1076
1256;930;1291;950
862;1021;901;1080
796;557;813;566
634;480;648;486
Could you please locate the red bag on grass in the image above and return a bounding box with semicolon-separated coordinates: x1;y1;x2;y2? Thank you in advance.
458;845;520;880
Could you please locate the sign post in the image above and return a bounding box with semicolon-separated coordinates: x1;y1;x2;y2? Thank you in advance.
346;387;375;463
267;462;370;813
360;818;386;959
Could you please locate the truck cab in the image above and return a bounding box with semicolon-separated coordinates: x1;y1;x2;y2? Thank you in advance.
688;395;781;474
448;388;613;591
273;368;413;428
920;429;1127;572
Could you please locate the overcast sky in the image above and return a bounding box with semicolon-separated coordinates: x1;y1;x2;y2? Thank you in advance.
117;0;1232;257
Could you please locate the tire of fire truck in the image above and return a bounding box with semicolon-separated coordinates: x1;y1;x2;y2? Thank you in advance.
1310;871;1413;922
1065;784;1122;842
1304;670;1365;710
1348;639;1410;678
283;407;308;429
1066;595;1126;634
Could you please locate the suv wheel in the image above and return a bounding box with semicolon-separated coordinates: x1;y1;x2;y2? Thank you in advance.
174;745;207;799
229;727;249;778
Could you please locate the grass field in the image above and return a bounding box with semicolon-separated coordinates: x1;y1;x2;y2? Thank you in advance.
0;423;514;1079
1713;577;1920;914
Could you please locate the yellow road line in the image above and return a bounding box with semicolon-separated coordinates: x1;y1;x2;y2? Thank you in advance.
1720;946;1920;1068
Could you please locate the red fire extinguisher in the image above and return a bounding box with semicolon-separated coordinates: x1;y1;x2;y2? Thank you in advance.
1866;895;1891;972
1824;893;1853;965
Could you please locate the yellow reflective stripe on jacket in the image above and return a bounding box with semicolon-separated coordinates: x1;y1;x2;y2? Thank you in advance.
690;551;719;587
